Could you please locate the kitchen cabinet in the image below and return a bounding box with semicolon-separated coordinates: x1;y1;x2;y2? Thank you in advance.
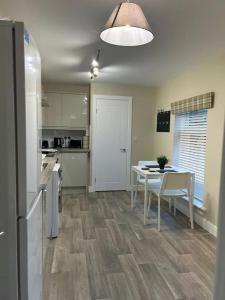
42;92;88;128
45;93;62;127
42;105;48;127
61;153;88;187
61;93;88;128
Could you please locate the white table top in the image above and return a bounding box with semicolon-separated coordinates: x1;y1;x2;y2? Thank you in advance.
132;161;194;179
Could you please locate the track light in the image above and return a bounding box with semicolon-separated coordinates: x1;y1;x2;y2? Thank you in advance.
89;49;101;80
92;59;99;67
93;67;99;76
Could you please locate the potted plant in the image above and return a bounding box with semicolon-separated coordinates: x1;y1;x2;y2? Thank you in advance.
157;155;169;170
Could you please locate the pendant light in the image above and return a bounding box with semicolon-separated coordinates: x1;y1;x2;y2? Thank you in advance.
100;0;154;47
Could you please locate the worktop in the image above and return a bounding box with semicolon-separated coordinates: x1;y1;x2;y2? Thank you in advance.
40;156;57;189
55;148;90;153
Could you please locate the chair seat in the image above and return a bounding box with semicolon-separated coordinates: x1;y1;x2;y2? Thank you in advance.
138;178;161;187
150;188;187;198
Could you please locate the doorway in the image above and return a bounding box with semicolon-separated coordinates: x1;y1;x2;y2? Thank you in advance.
92;95;132;191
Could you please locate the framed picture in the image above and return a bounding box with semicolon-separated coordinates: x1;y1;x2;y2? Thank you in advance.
157;111;171;132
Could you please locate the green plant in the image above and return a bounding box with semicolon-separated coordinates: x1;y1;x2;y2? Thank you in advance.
157;155;169;169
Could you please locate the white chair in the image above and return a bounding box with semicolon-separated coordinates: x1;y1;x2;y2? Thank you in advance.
135;161;161;201
147;172;194;231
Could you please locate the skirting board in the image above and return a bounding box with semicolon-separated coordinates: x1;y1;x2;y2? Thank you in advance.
175;201;217;237
88;186;95;193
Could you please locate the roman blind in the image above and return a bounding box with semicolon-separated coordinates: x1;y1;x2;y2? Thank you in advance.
171;92;214;114
173;109;208;201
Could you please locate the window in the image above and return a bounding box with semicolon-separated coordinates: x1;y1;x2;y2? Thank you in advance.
173;109;208;201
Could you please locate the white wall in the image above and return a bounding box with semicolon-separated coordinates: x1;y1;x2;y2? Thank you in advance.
152;55;225;226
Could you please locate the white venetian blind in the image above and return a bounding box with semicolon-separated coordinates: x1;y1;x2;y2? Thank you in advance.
173;109;208;200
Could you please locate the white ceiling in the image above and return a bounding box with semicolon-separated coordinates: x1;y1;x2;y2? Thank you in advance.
2;0;225;86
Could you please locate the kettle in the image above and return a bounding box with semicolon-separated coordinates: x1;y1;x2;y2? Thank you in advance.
54;137;62;148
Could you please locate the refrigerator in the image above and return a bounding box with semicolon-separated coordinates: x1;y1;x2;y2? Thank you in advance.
0;20;42;300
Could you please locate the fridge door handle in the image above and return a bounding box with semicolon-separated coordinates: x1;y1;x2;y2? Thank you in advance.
0;231;5;238
43;189;47;213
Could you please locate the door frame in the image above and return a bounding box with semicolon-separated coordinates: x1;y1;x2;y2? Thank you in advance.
91;95;132;192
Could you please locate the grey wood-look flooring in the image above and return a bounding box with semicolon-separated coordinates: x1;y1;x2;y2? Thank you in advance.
43;189;216;300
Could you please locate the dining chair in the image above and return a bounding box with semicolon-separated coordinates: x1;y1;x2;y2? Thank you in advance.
147;172;194;231
135;161;161;201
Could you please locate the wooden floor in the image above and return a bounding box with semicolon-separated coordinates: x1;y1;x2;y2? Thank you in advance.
43;189;216;300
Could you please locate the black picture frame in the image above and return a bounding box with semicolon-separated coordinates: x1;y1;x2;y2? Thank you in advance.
157;111;171;132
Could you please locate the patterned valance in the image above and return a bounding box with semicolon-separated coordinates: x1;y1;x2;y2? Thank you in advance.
171;92;214;114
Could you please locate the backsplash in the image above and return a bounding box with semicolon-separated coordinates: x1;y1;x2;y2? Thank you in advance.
42;129;89;148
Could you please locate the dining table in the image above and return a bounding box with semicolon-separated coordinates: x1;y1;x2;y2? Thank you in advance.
131;161;195;225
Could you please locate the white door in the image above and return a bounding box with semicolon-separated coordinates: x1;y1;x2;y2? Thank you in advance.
93;95;132;191
19;191;43;300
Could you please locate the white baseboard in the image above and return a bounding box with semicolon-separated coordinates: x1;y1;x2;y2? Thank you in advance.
88;186;95;193
175;201;217;237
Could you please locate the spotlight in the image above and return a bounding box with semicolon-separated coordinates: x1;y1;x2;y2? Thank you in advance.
89;49;101;80
92;59;99;67
93;67;99;76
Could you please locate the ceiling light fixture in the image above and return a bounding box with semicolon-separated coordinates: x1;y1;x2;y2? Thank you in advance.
89;49;101;80
100;0;154;47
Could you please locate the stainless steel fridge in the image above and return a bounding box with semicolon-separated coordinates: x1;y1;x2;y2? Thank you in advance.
0;20;42;300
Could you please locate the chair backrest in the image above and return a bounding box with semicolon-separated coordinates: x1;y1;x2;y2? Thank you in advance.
138;161;155;166
160;172;192;194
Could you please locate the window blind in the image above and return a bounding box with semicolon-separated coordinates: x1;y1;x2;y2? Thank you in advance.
173;109;208;201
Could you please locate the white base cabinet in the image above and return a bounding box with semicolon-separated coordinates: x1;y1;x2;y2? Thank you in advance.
61;153;88;187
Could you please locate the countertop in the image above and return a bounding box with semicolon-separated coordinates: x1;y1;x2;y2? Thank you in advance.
54;148;90;153
40;156;57;189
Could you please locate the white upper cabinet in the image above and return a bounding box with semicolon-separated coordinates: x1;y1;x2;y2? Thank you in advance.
61;94;88;128
42;92;88;128
45;93;62;127
42;105;48;127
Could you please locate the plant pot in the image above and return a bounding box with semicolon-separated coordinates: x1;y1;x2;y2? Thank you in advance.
159;164;165;170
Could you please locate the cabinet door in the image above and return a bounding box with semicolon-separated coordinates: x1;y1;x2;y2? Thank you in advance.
61;93;88;128
61;153;87;187
45;93;62;127
19;191;43;300
42;106;48;127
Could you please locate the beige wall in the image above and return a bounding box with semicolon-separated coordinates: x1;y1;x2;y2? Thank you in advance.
152;55;225;226
90;82;156;165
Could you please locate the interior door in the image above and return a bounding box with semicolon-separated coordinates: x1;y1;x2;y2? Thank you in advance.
94;96;132;191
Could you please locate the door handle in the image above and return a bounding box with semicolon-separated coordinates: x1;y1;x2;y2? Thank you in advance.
120;148;127;152
0;231;5;238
